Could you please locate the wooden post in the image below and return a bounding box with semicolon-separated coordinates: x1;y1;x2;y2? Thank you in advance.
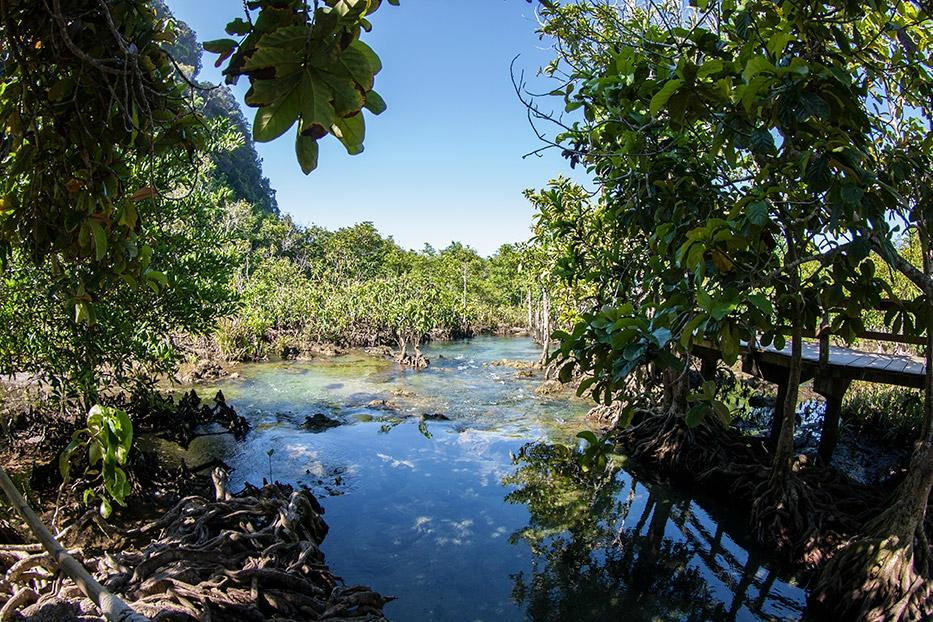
699;355;718;382
769;381;788;450
814;377;852;463
0;467;148;622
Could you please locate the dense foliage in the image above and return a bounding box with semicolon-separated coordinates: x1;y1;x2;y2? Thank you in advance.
528;1;931;619
0;123;239;406
216;215;532;362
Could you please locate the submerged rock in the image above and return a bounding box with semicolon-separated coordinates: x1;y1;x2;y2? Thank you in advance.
303;413;342;432
420;413;450;421
179;359;225;383
489;359;539;370
308;343;343;357
365;345;395;358
534;379;563;396
366;399;400;411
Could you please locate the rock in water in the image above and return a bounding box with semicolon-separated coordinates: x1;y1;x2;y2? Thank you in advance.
303;413;342;432
534;379;563;396
421;413;450;421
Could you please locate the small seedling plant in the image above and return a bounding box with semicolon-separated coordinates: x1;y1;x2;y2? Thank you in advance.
59;405;133;518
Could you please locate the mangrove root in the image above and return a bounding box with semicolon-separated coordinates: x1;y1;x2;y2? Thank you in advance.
1;479;393;621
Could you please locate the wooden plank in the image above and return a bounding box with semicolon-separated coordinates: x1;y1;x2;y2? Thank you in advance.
835;354;873;369
692;337;926;391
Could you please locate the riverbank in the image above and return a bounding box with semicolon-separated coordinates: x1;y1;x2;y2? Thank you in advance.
0;388;393;621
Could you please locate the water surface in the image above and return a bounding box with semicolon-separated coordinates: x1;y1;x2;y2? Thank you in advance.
192;337;806;621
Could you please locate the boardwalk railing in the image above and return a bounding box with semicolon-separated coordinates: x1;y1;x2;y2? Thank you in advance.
692;304;927;462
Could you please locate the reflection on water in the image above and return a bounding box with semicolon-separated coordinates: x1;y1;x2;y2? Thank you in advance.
189;337;805;621
505;443;803;621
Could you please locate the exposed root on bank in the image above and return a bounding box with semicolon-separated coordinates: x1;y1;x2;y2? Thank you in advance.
610;409;887;571
125;390;250;448
747;469;822;561
1;475;393;621
614;409;761;477
809;531;932;621
808;442;933;621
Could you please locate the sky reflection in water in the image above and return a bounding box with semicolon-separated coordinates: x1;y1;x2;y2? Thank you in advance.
191;337;806;621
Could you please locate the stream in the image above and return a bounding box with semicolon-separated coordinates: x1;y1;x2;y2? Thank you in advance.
186;336;807;621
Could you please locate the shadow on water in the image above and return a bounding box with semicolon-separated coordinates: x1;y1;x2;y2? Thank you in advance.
187;337;806;621
504;442;803;622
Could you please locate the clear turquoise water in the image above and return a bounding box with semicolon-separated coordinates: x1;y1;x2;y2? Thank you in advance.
190;336;806;621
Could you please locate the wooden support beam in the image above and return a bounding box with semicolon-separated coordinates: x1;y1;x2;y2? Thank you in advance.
813;377;852;463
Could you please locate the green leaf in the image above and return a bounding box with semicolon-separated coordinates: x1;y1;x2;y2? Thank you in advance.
697;59;723;80
742;55;773;82
203;38;237;54
685;404;706;427
364;90;387;115
332;113;365;154
747;200;769;225
747;293;774;316
253;86;301;142
649;79;684;118
710;298;736;321
321;72;365;117
90;221;107;261
767;31;793;57
296;134;319;175
245;73;301;106
576;430;599;446
225;18;251;36
712;400;732;424
840;184;863;205
798;93;830;121
298;72;336;134
337;43;377;90
349;40;382;75
100;497;112;519
88;441;102;466
750;128;775;154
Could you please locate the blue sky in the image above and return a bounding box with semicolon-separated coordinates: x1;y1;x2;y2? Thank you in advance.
168;0;588;256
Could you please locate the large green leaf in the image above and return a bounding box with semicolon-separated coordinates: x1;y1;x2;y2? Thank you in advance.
299;71;337;134
337;43;376;90
364;90;387;115
322;72;365;116
333;113;365;154
296;134;319;175
649;79;684;118
253;86;301;142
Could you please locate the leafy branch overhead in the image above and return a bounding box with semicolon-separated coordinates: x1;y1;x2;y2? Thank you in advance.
204;0;397;174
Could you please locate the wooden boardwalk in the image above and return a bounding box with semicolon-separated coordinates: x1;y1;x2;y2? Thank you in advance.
693;338;927;461
736;340;926;389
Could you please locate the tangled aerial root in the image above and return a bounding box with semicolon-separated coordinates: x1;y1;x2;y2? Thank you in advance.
614;409;762;480
1;474;393;621
809;533;932;622
610;409;885;569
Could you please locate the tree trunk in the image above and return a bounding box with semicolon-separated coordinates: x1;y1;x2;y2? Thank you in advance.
0;466;148;622
771;322;802;480
810;231;933;620
772;232;804;481
527;289;533;332
539;290;551;367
